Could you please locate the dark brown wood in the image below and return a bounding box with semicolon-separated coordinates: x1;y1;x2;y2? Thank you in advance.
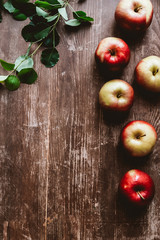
1;0;160;239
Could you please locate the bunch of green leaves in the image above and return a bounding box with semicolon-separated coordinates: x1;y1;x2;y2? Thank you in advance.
0;45;38;90
0;0;94;90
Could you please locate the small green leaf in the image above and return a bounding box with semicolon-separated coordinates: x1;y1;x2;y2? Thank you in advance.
35;1;60;10
18;68;38;84
14;55;34;72
45;0;63;5
57;0;64;5
73;11;94;22
0;59;15;71
65;19;81;27
41;48;59;68
43;30;60;48
34;24;51;41
58;7;68;20
5;75;20;91
36;6;48;17
0;76;8;82
4;1;16;13
13;9;27;21
45;13;58;22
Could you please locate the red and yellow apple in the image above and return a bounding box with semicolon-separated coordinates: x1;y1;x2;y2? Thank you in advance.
115;0;153;31
119;169;155;207
135;56;160;92
95;37;130;72
121;120;157;157
99;79;134;111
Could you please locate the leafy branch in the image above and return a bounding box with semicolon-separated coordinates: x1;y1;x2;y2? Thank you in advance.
0;0;94;90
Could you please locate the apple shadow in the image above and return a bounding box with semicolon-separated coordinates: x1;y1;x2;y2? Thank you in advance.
117;189;149;219
95;57;126;82
133;80;160;104
116;138;152;170
111;21;147;47
101;107;131;126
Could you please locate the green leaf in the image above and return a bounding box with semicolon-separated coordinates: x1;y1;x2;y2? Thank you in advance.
36;6;48;17
58;7;68;20
73;11;94;22
0;76;8;82
45;13;58;22
44;0;63;5
4;1;16;13
30;15;47;24
13;2;36;17
43;30;60;48
22;23;51;42
34;23;51;41
65;19;81;27
0;59;15;71
13;9;27;20
5;75;20;91
14;55;34;72
18;68;38;84
35;0;61;10
41;48;59;68
57;0;64;5
11;0;29;6
21;24;36;42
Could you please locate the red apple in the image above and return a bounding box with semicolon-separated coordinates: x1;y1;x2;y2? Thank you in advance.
121;120;157;157
136;56;160;92
99;79;134;111
95;37;130;72
119;169;155;207
115;0;153;32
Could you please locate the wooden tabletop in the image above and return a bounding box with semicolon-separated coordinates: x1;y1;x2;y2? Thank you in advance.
0;0;160;239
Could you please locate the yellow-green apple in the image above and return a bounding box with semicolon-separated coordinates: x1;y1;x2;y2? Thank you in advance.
119;169;155;207
136;56;160;92
115;0;153;31
121;120;157;157
99;79;134;111
95;37;130;72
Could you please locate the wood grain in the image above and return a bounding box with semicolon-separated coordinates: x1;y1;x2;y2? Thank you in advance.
0;0;160;239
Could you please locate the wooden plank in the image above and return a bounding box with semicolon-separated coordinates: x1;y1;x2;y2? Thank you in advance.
0;0;160;239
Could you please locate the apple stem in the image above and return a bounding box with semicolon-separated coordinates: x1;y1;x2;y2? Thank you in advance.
141;134;146;138
153;69;159;76
136;134;146;139
137;191;145;200
108;49;116;56
134;6;143;12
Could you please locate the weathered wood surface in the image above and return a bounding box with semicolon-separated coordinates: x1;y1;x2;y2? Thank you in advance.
0;0;160;239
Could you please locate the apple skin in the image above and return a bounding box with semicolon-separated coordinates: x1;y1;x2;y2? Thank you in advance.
115;0;153;32
136;56;160;92
119;169;155;207
99;79;134;112
95;37;130;72
121;120;157;157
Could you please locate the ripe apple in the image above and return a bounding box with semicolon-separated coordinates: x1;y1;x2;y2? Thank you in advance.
121;120;157;157
95;37;130;72
99;79;134;111
115;0;153;32
119;169;155;207
135;56;160;92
